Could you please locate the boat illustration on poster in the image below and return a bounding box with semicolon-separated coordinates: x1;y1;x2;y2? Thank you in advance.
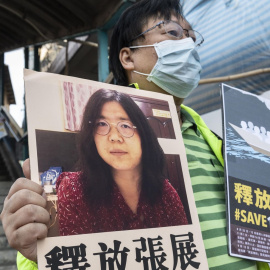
229;123;270;157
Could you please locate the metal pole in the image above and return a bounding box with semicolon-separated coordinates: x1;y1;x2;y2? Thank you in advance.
0;53;4;106
34;45;40;71
97;30;109;82
199;68;270;85
24;47;29;69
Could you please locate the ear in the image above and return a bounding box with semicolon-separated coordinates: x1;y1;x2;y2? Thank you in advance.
119;47;135;71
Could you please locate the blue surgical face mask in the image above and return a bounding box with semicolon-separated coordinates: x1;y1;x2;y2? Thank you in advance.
129;38;202;98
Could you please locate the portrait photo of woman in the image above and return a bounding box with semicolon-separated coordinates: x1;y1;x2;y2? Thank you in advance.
54;88;188;236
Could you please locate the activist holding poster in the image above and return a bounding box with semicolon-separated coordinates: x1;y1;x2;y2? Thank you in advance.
0;0;269;269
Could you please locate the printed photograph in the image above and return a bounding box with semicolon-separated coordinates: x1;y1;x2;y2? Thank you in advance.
25;70;208;269
36;87;191;237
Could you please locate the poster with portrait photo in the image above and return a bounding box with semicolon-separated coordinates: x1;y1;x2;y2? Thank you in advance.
25;69;208;269
222;84;270;262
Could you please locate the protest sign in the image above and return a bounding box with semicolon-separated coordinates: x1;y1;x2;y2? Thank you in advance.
222;84;270;262
24;69;208;269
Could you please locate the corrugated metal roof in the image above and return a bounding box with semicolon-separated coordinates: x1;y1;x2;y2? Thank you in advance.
0;0;130;53
181;0;270;114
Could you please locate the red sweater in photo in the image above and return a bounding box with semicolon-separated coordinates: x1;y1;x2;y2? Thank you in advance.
56;172;188;236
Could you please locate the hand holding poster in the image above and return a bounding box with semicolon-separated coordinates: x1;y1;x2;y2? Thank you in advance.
24;69;208;269
222;84;270;263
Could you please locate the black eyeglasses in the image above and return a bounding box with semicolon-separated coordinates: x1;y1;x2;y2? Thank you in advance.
90;119;137;138
130;20;204;47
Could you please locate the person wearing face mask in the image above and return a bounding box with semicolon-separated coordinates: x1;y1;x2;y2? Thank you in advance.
1;0;269;269
129;37;201;99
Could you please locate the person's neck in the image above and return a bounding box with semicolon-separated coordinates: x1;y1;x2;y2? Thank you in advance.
174;98;183;127
177;106;183;127
112;168;142;213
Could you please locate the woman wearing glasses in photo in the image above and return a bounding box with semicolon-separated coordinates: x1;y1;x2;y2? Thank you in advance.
56;89;188;236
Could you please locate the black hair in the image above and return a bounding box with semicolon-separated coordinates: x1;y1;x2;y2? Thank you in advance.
78;89;165;205
109;0;183;86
